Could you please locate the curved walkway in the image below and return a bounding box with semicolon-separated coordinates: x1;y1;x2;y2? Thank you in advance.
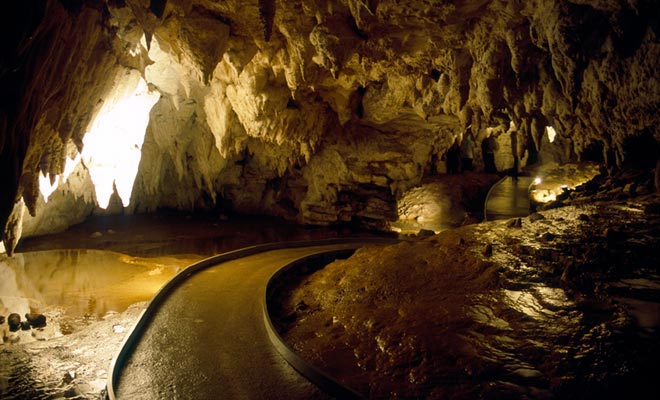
484;176;534;221
108;178;531;398
108;239;396;399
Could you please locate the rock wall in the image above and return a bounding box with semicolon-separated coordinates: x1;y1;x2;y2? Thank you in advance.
1;1;132;252
2;0;659;246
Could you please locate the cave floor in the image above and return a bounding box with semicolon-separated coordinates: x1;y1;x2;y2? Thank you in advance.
2;170;658;399
1;212;381;399
273;191;660;399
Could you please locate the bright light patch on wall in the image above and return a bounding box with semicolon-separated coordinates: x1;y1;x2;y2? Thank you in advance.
391;183;453;234
39;173;59;203
82;77;159;209
546;126;557;143
38;154;82;203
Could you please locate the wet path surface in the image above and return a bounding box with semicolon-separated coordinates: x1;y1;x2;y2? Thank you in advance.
113;244;371;400
485;176;534;221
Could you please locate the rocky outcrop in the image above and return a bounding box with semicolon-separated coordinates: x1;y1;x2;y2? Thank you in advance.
1;1;133;245
271;184;660;399
2;0;659;243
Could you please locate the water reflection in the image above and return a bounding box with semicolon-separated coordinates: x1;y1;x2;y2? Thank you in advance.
7;213;384;321
485;176;534;221
0;250;196;319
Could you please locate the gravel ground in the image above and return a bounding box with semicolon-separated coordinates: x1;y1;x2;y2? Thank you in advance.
1;302;147;399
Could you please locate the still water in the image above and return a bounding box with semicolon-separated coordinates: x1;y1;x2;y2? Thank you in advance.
0;213;375;399
0;249;195;321
0;249;198;400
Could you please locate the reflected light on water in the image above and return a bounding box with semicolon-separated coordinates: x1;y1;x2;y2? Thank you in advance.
0;250;196;318
529;163;601;205
504;289;545;319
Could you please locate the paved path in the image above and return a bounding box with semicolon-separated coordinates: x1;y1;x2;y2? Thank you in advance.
110;178;530;398
111;242;382;399
484;176;534;221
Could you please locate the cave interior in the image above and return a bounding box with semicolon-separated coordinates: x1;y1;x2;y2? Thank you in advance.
1;0;660;398
1;0;658;251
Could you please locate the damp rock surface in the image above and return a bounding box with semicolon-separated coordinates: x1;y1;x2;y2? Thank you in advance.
273;184;660;398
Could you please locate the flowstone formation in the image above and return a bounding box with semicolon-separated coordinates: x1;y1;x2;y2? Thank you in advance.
2;0;659;250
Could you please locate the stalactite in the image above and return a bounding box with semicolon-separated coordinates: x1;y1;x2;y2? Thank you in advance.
1;0;659;242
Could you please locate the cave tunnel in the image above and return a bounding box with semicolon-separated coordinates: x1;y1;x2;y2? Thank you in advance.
1;1;660;399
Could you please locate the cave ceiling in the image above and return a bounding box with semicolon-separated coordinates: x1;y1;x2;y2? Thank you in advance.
1;0;659;248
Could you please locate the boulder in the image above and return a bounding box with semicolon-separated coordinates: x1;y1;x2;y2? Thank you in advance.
8;313;21;332
507;217;522;228
528;213;545;222
25;313;47;328
417;229;435;238
482;243;493;257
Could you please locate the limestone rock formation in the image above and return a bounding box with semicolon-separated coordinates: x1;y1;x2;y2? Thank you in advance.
1;0;659;244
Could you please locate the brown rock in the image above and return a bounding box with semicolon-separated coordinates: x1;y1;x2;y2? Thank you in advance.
529;213;545;222
8;313;21;332
507;217;522;228
2;0;659;243
25;313;47;328
540;232;556;242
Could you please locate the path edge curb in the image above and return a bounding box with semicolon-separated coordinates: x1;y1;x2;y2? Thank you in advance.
106;237;397;399
262;248;366;399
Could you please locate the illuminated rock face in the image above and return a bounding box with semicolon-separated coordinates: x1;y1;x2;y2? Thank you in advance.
1;0;659;245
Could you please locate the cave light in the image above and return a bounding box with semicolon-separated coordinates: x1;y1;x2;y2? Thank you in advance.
530;189;557;204
529;163;601;206
38;154;82;203
391;184;450;234
546;126;557;143
529;176;555;204
38;173;59;203
129;41;141;57
82;77;160;209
